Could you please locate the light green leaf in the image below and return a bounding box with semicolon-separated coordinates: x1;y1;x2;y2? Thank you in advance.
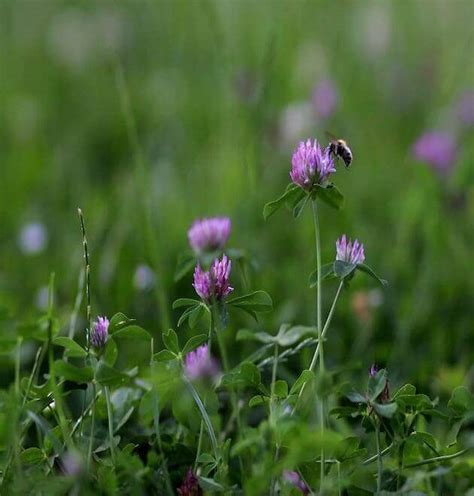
357;264;388;286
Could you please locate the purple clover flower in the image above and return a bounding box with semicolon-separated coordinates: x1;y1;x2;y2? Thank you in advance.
193;255;233;303
369;364;378;377
312;79;339;120
290;139;335;191
283;470;310;495
18;221;48;255
336;235;366;265
412;131;457;175
184;344;219;381
91;316;109;349
177;469;202;496
456;90;474;127
187;217;231;254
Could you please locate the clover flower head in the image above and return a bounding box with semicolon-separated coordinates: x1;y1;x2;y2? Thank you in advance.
290;139;335;190
177;469;202;496
336;235;366;265
193;255;233;302
187;217;231;254
413;131;457;174
283;470;310;495
184;344;219;380
91;316;109;349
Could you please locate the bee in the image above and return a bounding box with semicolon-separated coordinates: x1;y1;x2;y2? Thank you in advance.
326;132;353;168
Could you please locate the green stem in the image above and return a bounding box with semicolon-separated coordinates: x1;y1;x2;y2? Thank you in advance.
375;422;382;495
311;199;325;494
184;377;218;460
404;448;470;468
86;381;97;473
104;386;116;463
194;308;214;468
15;337;22;398
363;443;393;465
292;280;344;414
269;343;279;496
150;339;174;496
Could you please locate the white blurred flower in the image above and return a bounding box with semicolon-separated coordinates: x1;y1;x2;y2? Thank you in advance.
35;286;49;311
18;222;48;255
355;3;392;59
133;264;155;291
279;102;314;148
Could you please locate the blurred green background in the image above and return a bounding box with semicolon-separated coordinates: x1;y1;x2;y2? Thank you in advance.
1;0;473;395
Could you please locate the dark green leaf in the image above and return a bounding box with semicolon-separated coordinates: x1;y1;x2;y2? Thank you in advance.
373;402;397;418
96;362;130;387
308;263;336;287
448;386;474;416
53;360;93;384
172;298;201;309
174;252;197;282
314;183;344;210
263;183;302;220
113;325;151;341
292;194;309;218
249;395;268;407
368;369;388;402
153;349;177;362
103;338;118;366
227;291;273;314
276;325;317;347
334;260;357;279
53;337;87;358
236;329;275;344
109;313;135;333
274;380;288;398
289;370;315;395
162;329;180;354
182;334;208;355
346;391;367;404
357;264;388;286
20;447;45;465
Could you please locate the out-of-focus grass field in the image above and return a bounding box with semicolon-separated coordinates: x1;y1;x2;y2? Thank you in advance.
1;0;473;394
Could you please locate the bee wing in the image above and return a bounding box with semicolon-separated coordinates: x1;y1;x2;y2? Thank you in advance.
325;130;337;143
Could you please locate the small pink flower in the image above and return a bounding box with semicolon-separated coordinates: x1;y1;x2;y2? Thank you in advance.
193;255;233;302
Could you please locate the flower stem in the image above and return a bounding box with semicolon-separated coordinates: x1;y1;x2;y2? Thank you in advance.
104;386;116;463
291;281;344;415
311;199;325;493
375;421;382;495
194;307;214;469
269;343;279;496
150;339;174;496
184;376;218;460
